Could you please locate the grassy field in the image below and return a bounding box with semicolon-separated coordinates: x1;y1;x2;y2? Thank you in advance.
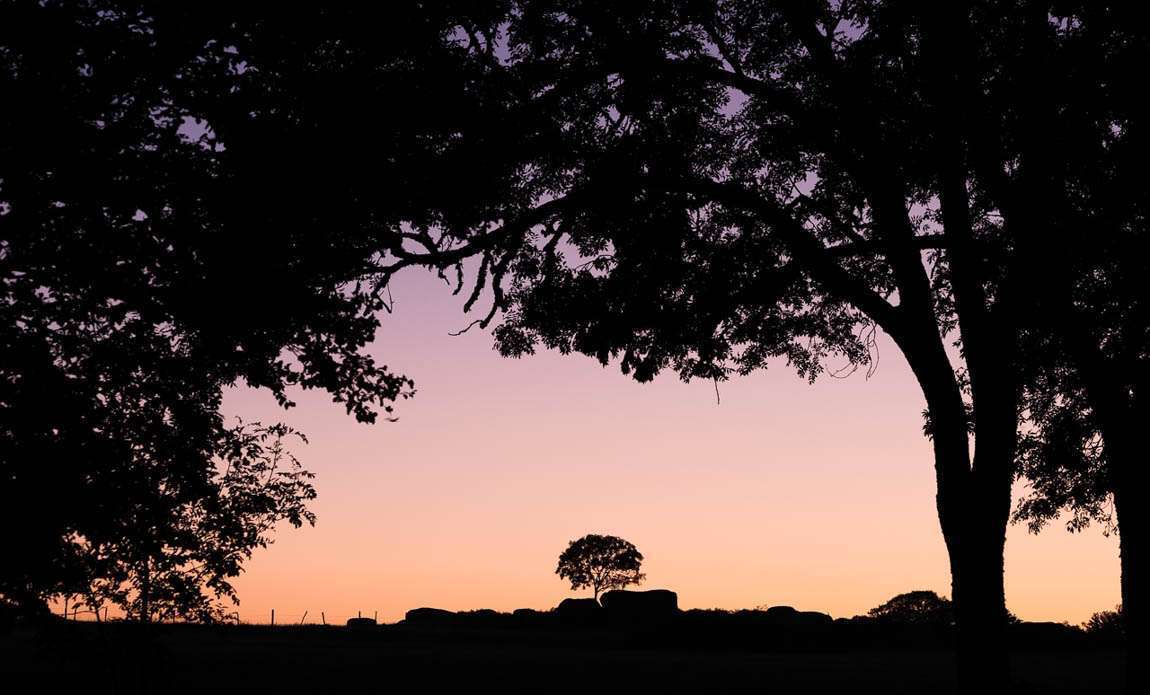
0;622;1124;694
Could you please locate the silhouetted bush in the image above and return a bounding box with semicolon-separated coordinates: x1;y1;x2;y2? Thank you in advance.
867;591;953;626
1082;606;1124;645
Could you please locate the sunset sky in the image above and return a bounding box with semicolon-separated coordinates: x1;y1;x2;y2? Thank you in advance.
223;267;1119;626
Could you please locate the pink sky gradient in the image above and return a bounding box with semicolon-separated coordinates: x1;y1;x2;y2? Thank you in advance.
223;268;1119;626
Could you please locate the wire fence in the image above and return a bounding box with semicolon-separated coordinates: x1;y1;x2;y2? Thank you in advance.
51;603;388;626
248;609;384;626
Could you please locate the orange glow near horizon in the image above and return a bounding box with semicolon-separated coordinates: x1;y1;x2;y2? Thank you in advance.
221;270;1118;626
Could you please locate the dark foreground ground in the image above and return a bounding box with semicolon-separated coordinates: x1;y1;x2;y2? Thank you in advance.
0;621;1124;694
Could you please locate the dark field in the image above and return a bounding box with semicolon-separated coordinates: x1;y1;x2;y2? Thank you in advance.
0;620;1124;694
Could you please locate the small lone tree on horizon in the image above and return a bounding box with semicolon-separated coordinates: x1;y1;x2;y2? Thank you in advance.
556;534;644;601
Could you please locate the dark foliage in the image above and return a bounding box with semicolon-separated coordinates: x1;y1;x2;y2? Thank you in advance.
867;590;954;627
556;534;645;600
71;422;316;623
1083;606;1124;642
1014;400;1114;535
0;1;533;612
0;1;332;609
3;3;1148;689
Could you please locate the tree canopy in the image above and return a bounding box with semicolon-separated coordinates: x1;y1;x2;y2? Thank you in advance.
0;1;524;613
556;534;645;600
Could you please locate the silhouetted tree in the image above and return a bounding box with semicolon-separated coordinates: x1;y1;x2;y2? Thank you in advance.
4;3;1145;689
376;3;1111;689
1002;8;1150;685
0;1;523;614
1013;292;1146;687
69;422;315;623
867;591;953;627
556;534;645;601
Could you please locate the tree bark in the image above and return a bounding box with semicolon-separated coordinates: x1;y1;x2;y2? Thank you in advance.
1063;328;1142;693
1113;460;1144;693
946;514;1010;691
934;456;1012;692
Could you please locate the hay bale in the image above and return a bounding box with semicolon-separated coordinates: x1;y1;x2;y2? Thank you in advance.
345;617;377;628
600;589;679;624
403;607;456;625
556;598;603;626
510;608;552;628
763;605;799;621
796;610;833;626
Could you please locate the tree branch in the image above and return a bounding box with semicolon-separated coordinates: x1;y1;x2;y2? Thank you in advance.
371;194;578;279
674;179;904;336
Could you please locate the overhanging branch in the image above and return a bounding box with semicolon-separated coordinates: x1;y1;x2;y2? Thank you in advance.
674;179;904;335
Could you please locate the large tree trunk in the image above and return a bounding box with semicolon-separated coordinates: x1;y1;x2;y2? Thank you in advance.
906;337;1015;693
1066;334;1142;693
922;438;1014;693
1113;468;1144;693
934;465;1012;693
945;515;1010;691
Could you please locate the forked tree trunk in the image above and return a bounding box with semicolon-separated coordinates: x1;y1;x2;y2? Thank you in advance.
907;340;1015;693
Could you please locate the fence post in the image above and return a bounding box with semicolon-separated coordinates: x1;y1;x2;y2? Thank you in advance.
271;608;275;626
300;611;308;625
321;612;326;626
